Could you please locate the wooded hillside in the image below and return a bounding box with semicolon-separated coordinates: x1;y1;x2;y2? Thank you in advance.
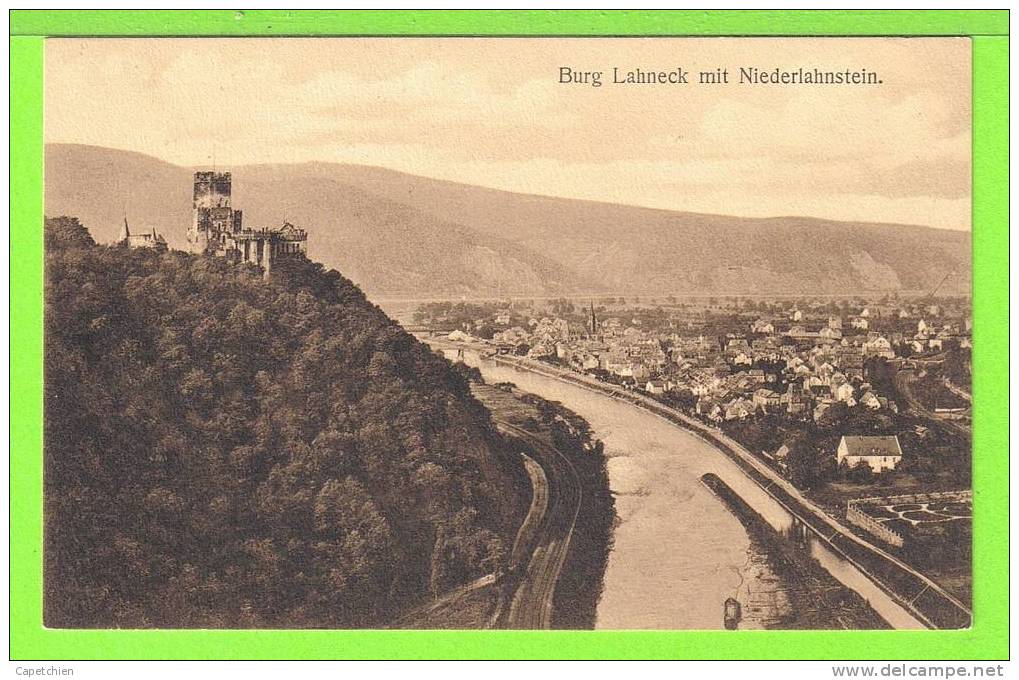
43;216;527;628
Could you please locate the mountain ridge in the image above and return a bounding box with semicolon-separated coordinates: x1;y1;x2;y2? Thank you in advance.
45;143;971;298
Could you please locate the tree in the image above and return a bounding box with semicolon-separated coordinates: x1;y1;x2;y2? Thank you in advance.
784;435;826;489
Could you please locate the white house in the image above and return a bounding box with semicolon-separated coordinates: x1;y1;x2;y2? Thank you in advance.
645;379;668;395
836;435;902;472
863;336;895;359
819;325;842;341
834;382;855;403
858;391;882;410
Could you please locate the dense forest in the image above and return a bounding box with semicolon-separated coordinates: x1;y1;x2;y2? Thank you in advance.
43;216;528;628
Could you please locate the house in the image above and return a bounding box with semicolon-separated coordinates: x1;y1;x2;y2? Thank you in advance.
696;397;723;422
605;359;647;380
726;338;751;353
786;397;810;415
808;383;832;399
752;388;781;409
836;435;902;472
780;383;810;412
773;444;790;470
750;319;775;334
833;382;855;403
863;336;895;359
732;351;752;366
724;398;755;421
645;379;668;395
819;326;843;340
850;317;869;330
119;217;168;252
858;391;882;409
835;347;865;369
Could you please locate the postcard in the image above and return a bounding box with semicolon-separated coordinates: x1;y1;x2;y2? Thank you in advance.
37;35;978;634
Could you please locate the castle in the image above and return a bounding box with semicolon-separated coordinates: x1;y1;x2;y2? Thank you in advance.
118;217;168;251
186;171;307;276
117;171;309;277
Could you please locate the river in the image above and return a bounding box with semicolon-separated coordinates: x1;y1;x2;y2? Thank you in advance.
444;348;924;630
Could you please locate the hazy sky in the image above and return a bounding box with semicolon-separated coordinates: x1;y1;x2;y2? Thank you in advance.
46;37;971;230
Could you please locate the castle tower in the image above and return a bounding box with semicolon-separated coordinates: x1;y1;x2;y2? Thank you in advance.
184;170;306;278
188;171;243;254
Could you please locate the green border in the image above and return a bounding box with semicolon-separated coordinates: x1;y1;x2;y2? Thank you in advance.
7;10;1012;37
9;10;1009;661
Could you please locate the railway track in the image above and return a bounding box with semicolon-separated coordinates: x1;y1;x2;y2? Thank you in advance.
497;420;583;629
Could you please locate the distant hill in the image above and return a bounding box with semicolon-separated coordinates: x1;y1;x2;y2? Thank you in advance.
45;143;971;298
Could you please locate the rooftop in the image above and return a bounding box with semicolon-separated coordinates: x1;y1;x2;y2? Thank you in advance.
839;435;903;458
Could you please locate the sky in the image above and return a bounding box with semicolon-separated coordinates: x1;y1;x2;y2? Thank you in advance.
46;37;971;230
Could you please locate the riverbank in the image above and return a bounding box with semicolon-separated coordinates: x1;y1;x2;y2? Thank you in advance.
471;382;615;629
489;353;969;629
702;474;889;630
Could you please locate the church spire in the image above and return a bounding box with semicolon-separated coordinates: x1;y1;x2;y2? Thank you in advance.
119;215;130;243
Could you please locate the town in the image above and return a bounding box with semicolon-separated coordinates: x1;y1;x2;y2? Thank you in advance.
414;293;973;605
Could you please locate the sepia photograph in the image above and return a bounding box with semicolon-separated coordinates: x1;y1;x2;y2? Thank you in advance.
41;36;973;633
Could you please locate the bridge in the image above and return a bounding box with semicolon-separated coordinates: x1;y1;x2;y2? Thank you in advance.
400;324;457;336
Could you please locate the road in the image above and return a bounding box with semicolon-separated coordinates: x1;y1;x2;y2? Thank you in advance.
894;368;972;438
942;379;973;403
496;420;583;629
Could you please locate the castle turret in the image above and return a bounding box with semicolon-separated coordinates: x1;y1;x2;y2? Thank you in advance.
188;171;240;255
